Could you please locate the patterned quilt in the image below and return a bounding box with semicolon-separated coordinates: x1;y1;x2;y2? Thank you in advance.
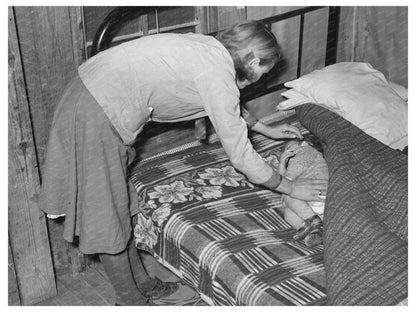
130;105;408;306
295;104;408;305
129;116;327;306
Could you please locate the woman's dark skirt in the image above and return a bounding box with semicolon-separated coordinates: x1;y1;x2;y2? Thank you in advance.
40;74;139;255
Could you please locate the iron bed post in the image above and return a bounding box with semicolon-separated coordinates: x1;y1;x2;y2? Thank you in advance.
89;6;342;125
297;13;305;78
90;6;175;56
325;6;341;66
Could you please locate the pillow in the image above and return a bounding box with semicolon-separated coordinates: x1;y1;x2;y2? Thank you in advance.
277;62;408;148
388;81;408;102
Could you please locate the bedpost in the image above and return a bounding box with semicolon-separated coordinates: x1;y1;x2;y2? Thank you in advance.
91;6;173;56
325;6;341;66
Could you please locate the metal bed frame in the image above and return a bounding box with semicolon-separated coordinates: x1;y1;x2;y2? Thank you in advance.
90;6;340;103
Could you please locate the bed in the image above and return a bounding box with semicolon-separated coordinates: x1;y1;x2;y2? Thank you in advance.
92;6;408;306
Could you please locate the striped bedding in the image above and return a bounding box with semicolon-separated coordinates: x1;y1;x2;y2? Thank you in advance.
129;115;327;306
296;104;408;305
129;104;408;305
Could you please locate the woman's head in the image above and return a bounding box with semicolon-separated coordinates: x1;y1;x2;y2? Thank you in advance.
216;20;281;88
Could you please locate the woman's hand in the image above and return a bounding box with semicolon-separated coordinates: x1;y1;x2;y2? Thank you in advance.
277;176;328;202
267;123;303;140
251;122;303;140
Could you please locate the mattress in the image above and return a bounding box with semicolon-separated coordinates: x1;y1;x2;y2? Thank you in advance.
129;114;327;306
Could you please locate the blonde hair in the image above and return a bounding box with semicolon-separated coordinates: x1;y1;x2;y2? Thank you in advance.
216;20;280;81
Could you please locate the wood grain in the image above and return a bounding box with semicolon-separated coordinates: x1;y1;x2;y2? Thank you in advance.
206;6;246;32
13;7;85;169
8;7;57;305
337;6;407;87
301;7;329;75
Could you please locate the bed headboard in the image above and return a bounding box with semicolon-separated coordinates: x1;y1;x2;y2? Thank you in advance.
89;6;340;158
90;6;340;102
240;6;340;102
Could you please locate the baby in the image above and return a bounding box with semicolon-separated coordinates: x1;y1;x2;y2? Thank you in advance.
278;138;328;247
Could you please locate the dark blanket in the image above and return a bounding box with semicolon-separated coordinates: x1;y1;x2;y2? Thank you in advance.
295;104;408;305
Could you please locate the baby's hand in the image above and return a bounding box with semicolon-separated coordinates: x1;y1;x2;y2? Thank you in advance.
278;146;302;175
280;149;295;162
280;145;302;160
278;150;294;175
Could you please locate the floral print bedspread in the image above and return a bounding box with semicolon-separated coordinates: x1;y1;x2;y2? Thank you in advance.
129;119;326;305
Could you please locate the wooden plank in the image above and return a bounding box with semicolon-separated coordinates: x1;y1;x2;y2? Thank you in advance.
69;7;87;67
205;6;219;33
354;7;407;86
217;6;246;29
301;7;329;75
83;6;197;41
8;6;57;305
206;6;246;32
34;265;114;306
337;6;408;87
247;6;303;20
8;241;21;306
244;7;329;118
195;6;208;34
336;6;355;63
264;15;300;85
13;6;90;278
36;272;112;306
13;6;85;169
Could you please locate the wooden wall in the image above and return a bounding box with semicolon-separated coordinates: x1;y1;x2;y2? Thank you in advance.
9;6;86;305
83;6;199;57
337;6;408;87
13;7;85;169
244;7;330;120
8;7;57;305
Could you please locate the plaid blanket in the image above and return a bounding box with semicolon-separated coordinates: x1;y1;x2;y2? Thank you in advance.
130;116;327;306
295;104;408;305
130;105;407;305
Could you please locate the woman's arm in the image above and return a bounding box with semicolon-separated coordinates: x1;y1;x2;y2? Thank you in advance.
194;69;325;200
241;107;302;139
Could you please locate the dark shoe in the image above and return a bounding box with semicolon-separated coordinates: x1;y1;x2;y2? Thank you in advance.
141;277;180;300
293;215;323;241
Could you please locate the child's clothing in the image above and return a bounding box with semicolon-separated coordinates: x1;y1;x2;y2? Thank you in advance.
284;141;328;216
281;141;328;247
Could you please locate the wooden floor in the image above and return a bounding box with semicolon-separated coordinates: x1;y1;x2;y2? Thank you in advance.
10;252;207;306
34;263;115;306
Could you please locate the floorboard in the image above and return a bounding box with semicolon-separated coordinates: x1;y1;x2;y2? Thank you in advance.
32;252;207;306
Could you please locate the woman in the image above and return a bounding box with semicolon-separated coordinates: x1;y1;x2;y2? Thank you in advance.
40;20;327;305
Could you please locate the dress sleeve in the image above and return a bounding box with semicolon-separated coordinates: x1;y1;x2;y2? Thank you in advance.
194;69;277;185
241;106;259;129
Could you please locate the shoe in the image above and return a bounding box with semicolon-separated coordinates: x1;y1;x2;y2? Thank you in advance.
293;215;322;241
141;277;181;300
